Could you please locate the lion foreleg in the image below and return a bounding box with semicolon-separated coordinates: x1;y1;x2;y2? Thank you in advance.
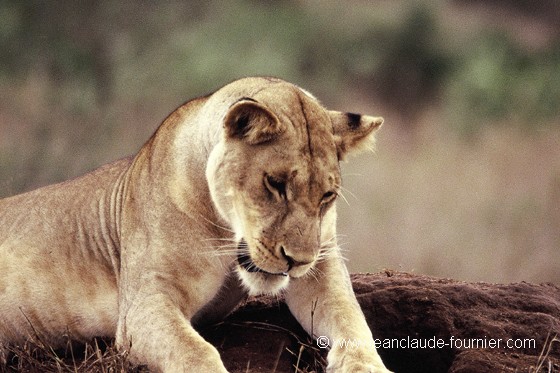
285;254;392;373
116;294;228;373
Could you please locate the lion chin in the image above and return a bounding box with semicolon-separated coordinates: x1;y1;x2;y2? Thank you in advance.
236;266;290;296
235;250;290;295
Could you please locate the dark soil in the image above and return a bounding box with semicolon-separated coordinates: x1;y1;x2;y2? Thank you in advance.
209;272;560;373
4;272;559;373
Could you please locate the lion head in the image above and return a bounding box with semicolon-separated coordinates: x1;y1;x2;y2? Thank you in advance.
206;81;382;295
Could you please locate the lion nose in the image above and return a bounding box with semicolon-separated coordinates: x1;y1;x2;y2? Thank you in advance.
280;247;314;271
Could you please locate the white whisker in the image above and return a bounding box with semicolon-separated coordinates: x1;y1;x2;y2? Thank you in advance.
200;240;241;258
199;236;239;256
306;265;323;283
341;172;363;178
199;214;234;233
201;237;237;242
335;184;358;205
338;190;350;206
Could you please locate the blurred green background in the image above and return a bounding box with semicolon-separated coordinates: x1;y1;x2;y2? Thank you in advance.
1;0;559;283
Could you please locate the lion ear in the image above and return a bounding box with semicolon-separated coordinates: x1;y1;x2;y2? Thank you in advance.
224;99;283;145
330;111;384;160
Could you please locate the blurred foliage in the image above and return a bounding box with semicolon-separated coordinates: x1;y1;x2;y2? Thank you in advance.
0;0;558;131
1;0;559;283
446;33;560;134
354;5;452;117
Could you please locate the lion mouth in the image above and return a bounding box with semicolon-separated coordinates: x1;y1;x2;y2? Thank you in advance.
237;240;288;277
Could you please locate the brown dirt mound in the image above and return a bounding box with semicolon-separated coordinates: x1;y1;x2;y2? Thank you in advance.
205;272;560;373
4;272;559;372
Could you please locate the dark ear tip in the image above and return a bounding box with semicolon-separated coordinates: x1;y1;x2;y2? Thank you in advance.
345;113;384;130
346;112;362;129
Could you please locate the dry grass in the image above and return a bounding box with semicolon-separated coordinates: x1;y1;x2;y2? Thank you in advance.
220;320;327;373
2;324;325;373
531;333;560;373
338;105;560;284
1;302;325;373
4;338;147;373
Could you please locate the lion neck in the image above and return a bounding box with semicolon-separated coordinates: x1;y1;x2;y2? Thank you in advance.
121;95;230;241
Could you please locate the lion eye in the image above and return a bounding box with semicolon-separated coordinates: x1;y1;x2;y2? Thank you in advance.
321;191;337;205
264;174;287;200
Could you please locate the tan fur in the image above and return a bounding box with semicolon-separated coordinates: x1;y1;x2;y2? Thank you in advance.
0;77;391;372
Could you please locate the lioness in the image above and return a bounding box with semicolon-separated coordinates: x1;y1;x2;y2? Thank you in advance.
0;77;391;372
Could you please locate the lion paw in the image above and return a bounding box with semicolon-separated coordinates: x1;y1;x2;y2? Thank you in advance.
326;347;393;373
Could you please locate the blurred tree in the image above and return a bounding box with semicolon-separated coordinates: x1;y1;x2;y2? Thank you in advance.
371;5;451;119
445;32;560;134
0;1;111;105
0;0;558;166
453;0;560;34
